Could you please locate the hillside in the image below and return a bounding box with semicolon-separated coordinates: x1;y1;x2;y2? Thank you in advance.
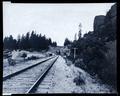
65;3;117;89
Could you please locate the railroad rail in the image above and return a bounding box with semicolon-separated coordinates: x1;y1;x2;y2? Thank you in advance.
26;56;59;94
3;56;59;94
3;56;55;81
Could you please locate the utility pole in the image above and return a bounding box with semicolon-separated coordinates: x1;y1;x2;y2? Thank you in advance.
73;48;78;59
68;49;70;56
74;33;77;41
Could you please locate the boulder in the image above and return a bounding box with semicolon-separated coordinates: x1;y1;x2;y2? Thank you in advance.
94;15;105;32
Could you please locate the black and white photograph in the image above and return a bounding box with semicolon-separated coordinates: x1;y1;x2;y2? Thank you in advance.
3;2;117;95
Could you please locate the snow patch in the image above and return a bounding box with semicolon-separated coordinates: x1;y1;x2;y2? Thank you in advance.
36;56;116;93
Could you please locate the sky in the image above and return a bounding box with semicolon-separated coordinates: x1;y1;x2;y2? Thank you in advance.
3;2;115;46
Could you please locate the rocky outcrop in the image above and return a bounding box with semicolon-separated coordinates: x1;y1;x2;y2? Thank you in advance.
93;4;117;89
94;15;105;32
105;4;117;23
93;3;116;41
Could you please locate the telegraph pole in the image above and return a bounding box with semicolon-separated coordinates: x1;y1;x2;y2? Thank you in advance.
73;48;78;59
68;49;70;56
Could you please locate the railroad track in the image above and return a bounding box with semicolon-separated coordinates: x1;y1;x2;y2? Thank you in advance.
3;56;55;81
3;56;59;94
26;56;59;94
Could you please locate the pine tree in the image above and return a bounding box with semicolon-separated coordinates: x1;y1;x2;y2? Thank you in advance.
78;23;82;40
64;38;71;46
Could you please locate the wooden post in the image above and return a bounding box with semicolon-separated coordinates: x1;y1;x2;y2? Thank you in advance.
73;48;77;59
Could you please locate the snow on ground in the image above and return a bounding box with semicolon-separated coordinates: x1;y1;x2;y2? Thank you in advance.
70;65;116;93
3;50;48;76
3;59;9;68
36;55;75;93
3;49;117;93
3;50;46;68
11;50;45;61
3;57;57;94
3;56;54;77
36;56;116;93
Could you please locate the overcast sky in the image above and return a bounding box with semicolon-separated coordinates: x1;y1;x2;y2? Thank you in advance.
3;2;115;46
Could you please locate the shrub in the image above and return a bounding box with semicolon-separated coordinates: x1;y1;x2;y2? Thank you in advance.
21;53;27;60
73;72;85;86
27;55;39;60
8;58;16;66
74;59;87;70
98;41;117;89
